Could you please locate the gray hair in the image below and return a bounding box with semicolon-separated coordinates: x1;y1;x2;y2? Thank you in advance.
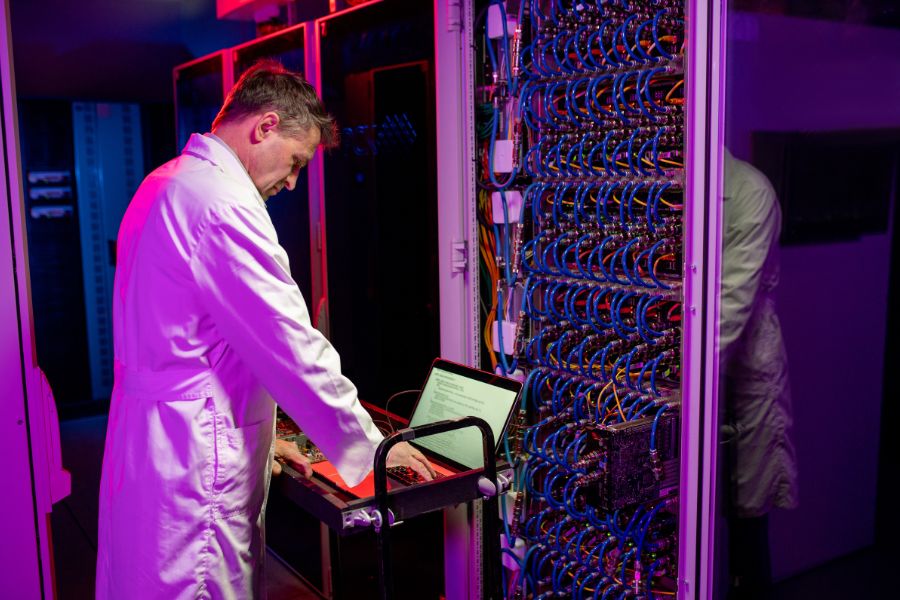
212;59;338;148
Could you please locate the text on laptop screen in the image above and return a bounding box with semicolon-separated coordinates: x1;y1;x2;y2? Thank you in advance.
407;364;518;469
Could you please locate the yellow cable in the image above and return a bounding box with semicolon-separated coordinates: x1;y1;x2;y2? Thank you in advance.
612;380;626;421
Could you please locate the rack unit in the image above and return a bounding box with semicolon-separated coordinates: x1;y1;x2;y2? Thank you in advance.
71;102;144;401
435;1;725;597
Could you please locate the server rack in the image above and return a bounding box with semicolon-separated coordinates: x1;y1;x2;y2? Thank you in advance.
433;1;725;598
173;50;232;152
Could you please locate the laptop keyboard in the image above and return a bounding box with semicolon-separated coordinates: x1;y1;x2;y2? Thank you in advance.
386;466;446;485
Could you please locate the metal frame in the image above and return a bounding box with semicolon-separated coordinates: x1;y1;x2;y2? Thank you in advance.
433;4;487;598
305;21;328;331
230;20;307;57
0;0;70;595
172;49;233;150
434;0;479;366
677;0;726;598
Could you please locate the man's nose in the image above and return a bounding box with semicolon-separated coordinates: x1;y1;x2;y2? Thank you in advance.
285;172;298;191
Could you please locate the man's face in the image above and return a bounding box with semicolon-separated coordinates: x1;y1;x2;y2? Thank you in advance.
248;122;321;200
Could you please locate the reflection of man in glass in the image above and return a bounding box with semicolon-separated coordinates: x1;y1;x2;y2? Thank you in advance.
721;149;798;599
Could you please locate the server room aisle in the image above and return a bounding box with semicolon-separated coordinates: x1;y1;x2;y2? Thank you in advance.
50;415;319;599
49;416;898;599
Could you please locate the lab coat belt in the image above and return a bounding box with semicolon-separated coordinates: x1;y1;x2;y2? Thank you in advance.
114;361;214;401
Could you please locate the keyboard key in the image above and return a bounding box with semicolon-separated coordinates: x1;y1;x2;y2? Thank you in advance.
386;466;445;485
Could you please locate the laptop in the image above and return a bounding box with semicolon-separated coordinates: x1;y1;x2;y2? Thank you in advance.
311;358;522;498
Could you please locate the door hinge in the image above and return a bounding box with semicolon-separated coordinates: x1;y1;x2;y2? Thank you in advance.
451;240;468;273
447;0;462;31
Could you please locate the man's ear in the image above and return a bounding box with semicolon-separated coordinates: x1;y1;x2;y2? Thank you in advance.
251;112;280;143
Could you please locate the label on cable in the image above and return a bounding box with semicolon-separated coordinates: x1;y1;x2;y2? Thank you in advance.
487;3;517;39
492;140;515;173
491;190;523;224
496;365;525;381
492;320;517;356
500;491;525;570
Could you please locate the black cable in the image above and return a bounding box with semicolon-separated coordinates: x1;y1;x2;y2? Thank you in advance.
383;389;421;432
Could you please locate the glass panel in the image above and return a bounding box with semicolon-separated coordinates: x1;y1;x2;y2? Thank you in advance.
233;25;306;76
717;2;899;596
319;0;439;407
174;54;224;151
232;28;313;314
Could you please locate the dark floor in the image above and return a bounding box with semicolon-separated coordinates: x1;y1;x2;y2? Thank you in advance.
51;415;895;599
770;544;896;600
51;415;318;600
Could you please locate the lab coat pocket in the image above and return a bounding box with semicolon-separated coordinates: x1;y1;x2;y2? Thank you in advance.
213;416;273;520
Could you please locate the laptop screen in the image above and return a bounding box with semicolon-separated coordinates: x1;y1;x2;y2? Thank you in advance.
407;359;521;469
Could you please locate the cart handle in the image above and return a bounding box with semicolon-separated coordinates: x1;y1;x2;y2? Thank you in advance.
373;415;497;508
372;416;499;600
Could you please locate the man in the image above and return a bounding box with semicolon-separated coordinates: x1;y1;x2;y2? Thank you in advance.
720;149;798;599
96;60;434;599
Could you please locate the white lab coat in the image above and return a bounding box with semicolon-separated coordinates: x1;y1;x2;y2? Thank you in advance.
96;133;383;599
720;150;798;518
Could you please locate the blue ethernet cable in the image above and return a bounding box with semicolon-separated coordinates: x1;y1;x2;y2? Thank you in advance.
627;180;647;224
496;286;515;375
620;238;645;286
597;20;618;68
587;76;616;124
552;30;574;76
610;137;629;176
646;238;672;289
652;9;674;60
642;67;668;115
593;237;616;282
571;236;595;281
611;72;632;123
626;129;641;177
551;183;567;227
651;180;674;225
646;558;663;600
634;17;659;63
538;237;559;277
643;295;666;337
620;14;642;62
565;138;585;177
600;180;619;222
590;287;614;331
649;353;665;396
572;26;594;71
573;182;591;229
650;404;669;452
493;222;513;286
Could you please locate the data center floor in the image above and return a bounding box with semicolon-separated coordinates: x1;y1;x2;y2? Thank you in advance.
50;414;894;599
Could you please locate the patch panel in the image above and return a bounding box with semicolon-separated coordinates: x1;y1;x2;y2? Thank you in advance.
476;2;686;597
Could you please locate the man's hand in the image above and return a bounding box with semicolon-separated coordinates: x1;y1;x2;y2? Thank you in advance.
273;438;312;478
386;441;437;481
